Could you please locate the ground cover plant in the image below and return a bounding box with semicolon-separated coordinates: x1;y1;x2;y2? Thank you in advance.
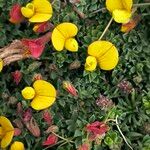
0;0;150;149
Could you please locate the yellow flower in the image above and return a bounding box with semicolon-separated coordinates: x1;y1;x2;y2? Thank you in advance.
85;41;119;71
106;0;133;23
52;22;78;52
21;80;56;110
85;56;97;71
10;141;25;150
21;0;53;23
0;116;14;149
0;59;3;72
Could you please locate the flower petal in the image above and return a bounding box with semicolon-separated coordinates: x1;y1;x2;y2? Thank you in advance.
29;13;52;23
10;141;25;150
65;38;78;52
33;80;56;97
122;0;133;11
21;87;35;100
56;22;78;38
1;131;14;148
106;0;123;12
51;27;65;51
31;96;56;110
0;59;3;72
85;56;97;71
32;0;53;14
0;116;14;131
21;7;34;18
112;9;131;23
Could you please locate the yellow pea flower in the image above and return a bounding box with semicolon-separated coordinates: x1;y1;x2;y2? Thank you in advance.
21;80;56;110
106;0;133;23
10;141;25;150
85;41;119;71
21;0;53;23
0;59;3;72
52;22;78;52
85;56;97;71
0;116;14;149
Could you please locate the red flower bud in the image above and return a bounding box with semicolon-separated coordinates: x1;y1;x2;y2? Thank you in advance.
63;81;78;97
22;32;51;58
23;108;32;122
42;110;53;125
9;3;24;24
42;134;58;146
33;22;54;33
12;70;22;85
14;128;22;136
78;143;90;150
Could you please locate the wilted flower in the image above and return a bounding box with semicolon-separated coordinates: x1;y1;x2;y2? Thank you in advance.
43;110;53;125
106;0;133;23
69;60;81;70
10;141;25;150
117;80;133;93
32;73;43;81
22;32;51;58
45;125;59;134
52;22;78;52
42;134;58;146
86;121;109;141
0;59;3;72
11;70;22;85
21;0;53;23
0;116;14;148
96;95;114;111
21;80;56;110
121;14;141;32
22;108;32;122
78;143;90;150
9;3;24;24
63;81;78;97
33;22;54;33
85;41;119;71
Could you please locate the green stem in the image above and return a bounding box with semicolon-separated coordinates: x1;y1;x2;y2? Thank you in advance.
51;132;75;143
98;17;113;41
115;115;133;150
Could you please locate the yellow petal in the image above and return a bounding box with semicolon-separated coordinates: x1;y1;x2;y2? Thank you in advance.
0;116;14;131
33;80;56;97
21;87;35;100
10;141;25;150
1;131;14;148
106;0;123;12
112;9;131;23
88;41;114;58
56;22;78;38
0;127;4;139
0;59;3;72
29;13;52;23
21;7;34;18
85;56;97;71
65;38;78;52
32;0;53;14
51;27;66;51
31;96;56;110
122;0;133;11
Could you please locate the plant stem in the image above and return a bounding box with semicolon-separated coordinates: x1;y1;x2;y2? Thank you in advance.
51;131;75;143
115;115;133;150
98;17;113;41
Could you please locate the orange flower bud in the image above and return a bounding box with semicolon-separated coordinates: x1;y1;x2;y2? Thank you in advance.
63;81;78;97
9;4;24;24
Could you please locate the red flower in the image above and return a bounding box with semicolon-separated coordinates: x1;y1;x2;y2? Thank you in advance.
22;32;51;58
86;121;109;141
63;81;78;97
42;134;58;146
78;143;90;150
33;22;54;33
12;70;22;85
42;110;53;125
9;3;24;24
